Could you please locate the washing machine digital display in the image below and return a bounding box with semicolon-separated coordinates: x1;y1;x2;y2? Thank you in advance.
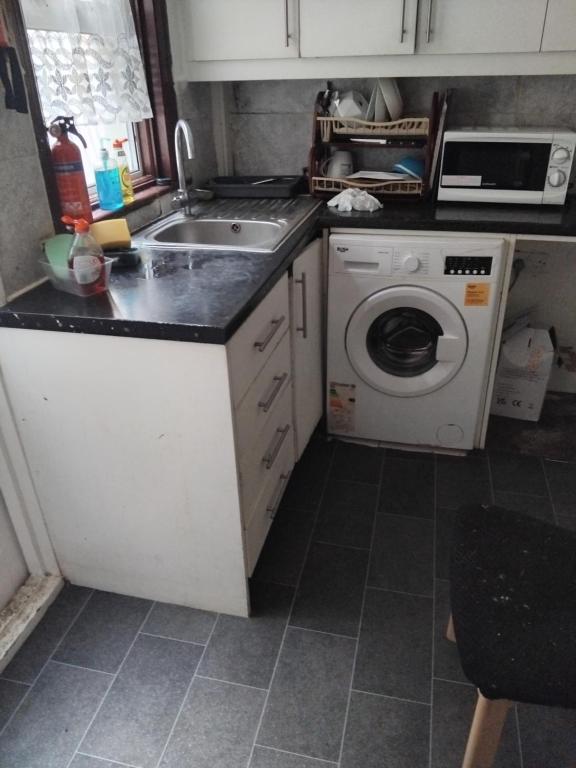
444;256;493;275
366;308;443;378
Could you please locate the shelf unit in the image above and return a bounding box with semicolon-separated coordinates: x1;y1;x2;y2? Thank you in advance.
309;92;441;201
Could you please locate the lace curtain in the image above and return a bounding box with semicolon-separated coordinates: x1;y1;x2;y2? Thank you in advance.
22;0;153;125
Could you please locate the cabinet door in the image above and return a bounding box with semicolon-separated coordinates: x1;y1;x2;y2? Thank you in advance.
291;239;323;460
185;0;299;61
418;0;548;54
541;0;576;51
300;0;418;57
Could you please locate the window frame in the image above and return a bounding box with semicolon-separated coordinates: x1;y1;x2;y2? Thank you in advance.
8;0;177;228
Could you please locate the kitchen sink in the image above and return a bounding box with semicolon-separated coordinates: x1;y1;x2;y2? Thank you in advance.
151;218;283;250
135;197;320;253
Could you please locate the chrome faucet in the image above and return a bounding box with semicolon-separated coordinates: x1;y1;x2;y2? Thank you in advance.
172;119;195;213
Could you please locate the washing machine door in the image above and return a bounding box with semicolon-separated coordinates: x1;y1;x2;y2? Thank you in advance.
345;285;468;397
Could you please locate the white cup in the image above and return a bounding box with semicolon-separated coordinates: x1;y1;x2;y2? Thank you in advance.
321;151;354;178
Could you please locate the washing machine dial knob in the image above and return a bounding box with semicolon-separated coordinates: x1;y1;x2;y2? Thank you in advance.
402;254;421;273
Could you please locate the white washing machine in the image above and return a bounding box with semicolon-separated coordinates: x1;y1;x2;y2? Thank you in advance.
327;233;507;451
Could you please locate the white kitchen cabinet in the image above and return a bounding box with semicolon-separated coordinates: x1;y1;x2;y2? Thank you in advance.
300;0;418;57
291;239;323;459
418;0;548;54
182;0;299;61
541;0;576;52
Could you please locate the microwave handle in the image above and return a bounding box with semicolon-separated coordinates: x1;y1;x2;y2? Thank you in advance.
426;0;434;43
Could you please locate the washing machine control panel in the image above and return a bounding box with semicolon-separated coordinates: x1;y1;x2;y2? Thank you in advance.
444;256;493;276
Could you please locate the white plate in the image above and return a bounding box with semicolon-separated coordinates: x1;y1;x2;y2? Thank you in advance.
373;85;389;122
378;78;403;121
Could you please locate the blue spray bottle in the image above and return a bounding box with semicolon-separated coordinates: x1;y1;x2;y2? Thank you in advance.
95;139;124;211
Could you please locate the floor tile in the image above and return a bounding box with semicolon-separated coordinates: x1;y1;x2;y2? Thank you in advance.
436;455;492;509
489;452;548;497
330;441;383;485
290;543;368;637
54;591;152;673
0;661;110;768
435;507;456;580
431;680;521;768
314;480;377;549
251;745;337;767
71;757;118;768
493;491;555;522
517;702;576;768
252;505;316;586
380;454;435;519
198;581;293;688
557;515;576;531
257;627;355;762
160;676;265;768
341;691;430;768
142;602;216;644
354;588;433;703
81;634;202;768
3;584;92;684
543;459;576;516
369;514;434;596
0;679;28;730
280;439;334;512
433;580;468;685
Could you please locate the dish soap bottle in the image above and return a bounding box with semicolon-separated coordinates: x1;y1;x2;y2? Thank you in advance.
112;138;135;205
62;215;107;296
95;140;123;211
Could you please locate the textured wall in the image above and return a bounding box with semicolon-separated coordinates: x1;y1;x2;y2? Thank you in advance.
0;98;54;301
175;82;219;187
0;490;27;611
229;75;576;175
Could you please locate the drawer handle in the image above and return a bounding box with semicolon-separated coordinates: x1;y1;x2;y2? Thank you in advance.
400;0;406;42
263;424;291;470
258;372;289;413
254;315;285;353
267;472;290;519
295;272;308;339
426;0;434;43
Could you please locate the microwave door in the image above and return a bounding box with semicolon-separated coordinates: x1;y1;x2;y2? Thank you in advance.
441;141;550;192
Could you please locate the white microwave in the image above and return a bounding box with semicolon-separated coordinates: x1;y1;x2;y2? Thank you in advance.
437;128;576;205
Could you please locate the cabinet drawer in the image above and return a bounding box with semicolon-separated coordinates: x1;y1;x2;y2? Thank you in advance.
244;424;294;576
228;275;289;406
240;387;293;520
234;330;292;460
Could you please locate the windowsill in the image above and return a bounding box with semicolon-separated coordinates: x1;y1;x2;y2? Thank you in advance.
91;183;171;222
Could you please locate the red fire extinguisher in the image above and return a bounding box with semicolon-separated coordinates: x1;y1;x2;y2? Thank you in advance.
48;116;93;223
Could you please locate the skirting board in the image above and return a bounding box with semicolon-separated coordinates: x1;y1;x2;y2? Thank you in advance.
0;574;63;673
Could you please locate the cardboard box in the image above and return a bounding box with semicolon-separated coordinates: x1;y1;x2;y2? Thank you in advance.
490;327;554;422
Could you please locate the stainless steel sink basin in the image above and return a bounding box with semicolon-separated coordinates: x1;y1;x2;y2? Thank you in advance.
135;198;320;254
152;219;283;250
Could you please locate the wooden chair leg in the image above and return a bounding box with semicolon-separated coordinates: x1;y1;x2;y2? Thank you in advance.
446;613;456;642
462;691;512;768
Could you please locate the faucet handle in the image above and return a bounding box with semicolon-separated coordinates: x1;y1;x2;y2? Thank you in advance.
171;189;190;210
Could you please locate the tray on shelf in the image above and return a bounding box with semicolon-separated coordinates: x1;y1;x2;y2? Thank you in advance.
317;116;430;143
311;176;423;197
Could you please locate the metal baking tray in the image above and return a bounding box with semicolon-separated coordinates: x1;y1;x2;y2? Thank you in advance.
208;175;306;198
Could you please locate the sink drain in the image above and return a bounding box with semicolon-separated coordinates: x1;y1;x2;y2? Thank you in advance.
231;223;242;234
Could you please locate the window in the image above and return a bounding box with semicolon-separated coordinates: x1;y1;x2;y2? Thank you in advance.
8;0;177;221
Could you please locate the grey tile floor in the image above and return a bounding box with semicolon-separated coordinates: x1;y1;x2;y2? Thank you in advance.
1;438;576;768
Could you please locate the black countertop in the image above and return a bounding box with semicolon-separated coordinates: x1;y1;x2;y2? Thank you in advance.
3;196;576;345
0;219;319;345
320;196;576;237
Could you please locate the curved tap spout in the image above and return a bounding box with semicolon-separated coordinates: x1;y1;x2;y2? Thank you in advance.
172;119;196;213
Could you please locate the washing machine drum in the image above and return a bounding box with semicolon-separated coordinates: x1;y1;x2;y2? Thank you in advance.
346;285;468;397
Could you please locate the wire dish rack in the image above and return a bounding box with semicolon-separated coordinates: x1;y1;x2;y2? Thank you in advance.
311;176;423;196
317;116;430;143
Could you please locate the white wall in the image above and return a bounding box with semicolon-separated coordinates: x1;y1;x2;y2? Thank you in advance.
0;491;27;611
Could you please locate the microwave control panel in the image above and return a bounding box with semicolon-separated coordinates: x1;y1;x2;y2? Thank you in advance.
444;256;493;276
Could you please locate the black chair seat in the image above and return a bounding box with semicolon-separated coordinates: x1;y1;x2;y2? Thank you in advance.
450;504;576;709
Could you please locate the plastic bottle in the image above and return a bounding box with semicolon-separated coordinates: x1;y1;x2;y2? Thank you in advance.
112;138;135;204
62;215;106;296
48;116;93;223
94;140;124;211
